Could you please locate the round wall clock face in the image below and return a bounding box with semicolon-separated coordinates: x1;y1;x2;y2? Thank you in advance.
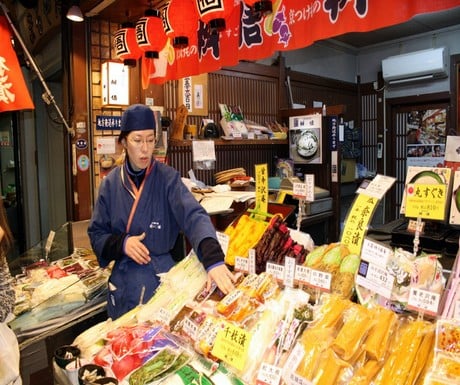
296;130;319;158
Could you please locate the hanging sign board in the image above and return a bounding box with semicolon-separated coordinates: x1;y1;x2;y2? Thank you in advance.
141;1;460;84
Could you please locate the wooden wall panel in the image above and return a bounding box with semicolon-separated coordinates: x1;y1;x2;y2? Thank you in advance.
163;62;280;130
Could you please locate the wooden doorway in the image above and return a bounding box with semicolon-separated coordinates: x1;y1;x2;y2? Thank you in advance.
385;92;451;222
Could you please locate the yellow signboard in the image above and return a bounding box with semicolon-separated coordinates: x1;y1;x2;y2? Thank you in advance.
211;321;251;371
341;194;379;255
405;183;447;220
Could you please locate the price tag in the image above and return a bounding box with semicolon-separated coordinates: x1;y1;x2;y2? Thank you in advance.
286;372;313;385
361;238;392;267
155;307;172;325
266;262;285;282
284;257;296;288
355;261;394;299
356;174;396;200
232;131;242;139
407;219;425;233
295;265;311;285
293;182;307;199
217;232;229;257
182;316;199;340
282;342;304;381
211;321;251;371
248;249;256;275
235;256;249;273
256;363;282;385
45;230;56;257
308;269;331;292
304;174;315;202
407;287;440;316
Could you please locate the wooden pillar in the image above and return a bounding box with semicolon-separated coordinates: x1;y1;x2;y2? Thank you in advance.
66;20;92;221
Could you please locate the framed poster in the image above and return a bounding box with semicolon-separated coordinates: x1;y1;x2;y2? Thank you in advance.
289;114;322;164
406;108;446;168
178;74;208;116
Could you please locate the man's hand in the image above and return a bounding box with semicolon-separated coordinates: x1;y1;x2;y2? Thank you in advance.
207;264;236;295
124;232;151;264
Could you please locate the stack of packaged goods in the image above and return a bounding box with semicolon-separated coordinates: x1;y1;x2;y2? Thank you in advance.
67;224;460;385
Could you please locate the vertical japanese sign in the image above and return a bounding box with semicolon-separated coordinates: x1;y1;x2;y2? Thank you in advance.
341;194;379;255
255;163;268;215
341;175;396;255
178;74;209;116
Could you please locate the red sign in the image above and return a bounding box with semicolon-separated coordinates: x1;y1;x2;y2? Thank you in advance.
141;0;460;86
0;16;34;113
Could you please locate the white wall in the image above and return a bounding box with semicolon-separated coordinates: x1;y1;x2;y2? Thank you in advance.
276;24;460;99
358;25;460;98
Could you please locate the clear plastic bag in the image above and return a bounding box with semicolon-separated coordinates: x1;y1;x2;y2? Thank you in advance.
0;318;21;385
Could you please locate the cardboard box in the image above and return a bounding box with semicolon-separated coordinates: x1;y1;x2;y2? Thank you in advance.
341;159;356;183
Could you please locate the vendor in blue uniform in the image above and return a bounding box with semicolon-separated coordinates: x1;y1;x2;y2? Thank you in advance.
88;104;236;320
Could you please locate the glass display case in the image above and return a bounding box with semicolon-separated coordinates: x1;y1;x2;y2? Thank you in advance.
7;221;108;343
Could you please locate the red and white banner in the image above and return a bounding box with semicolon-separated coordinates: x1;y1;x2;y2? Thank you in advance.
142;0;460;86
0;15;34;113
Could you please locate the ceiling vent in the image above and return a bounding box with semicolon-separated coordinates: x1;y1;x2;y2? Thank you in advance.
382;47;448;85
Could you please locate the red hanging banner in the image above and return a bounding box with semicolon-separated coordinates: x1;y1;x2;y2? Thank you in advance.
0;15;34;113
143;0;460;85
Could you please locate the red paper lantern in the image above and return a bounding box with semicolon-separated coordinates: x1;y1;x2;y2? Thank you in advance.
244;0;272;15
114;22;142;67
166;0;198;48
195;0;236;33
135;9;167;59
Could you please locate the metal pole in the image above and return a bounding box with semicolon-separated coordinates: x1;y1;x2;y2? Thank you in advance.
0;2;74;136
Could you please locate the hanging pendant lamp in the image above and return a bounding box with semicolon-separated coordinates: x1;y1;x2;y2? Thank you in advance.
195;0;236;33
135;8;167;59
167;0;198;48
114;22;142;67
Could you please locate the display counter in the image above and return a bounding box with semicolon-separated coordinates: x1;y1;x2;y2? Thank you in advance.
20;302;107;385
6;221;109;385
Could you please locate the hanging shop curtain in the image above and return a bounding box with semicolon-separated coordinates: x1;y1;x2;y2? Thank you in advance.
142;0;460;85
0;15;34;113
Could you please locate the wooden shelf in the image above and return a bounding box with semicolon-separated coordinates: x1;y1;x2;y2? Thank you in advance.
169;138;288;146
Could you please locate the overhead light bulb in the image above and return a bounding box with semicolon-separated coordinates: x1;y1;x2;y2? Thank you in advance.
66;5;84;22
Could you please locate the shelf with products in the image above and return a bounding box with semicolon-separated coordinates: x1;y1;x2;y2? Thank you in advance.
167;138;290;187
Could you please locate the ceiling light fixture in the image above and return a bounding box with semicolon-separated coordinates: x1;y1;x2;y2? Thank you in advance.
66;3;84;22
